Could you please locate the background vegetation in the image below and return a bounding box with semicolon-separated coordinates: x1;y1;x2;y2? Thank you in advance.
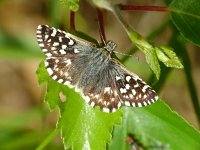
0;0;200;149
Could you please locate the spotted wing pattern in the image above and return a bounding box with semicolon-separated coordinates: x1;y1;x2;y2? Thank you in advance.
114;66;158;108
36;25;158;113
36;25;95;87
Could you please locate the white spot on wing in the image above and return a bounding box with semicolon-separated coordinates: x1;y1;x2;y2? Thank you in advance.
39;43;44;47
51;29;57;37
53;42;59;46
58;79;63;83
117;102;121;108
62;45;67;49
90;101;95;107
103;108;110;113
125;101;130;106
44;61;49;67
112;108;116;112
143;94;147;99
142;85;149;92
132;102;136;107
64;81;71;85
132;89;136;95
138;102;142;107
143;101;147;106
37;35;42;38
46;53;52;57
74;48;79;53
59;37;62;42
45;35;49;40
134;84;139;88
83;96;90;103
65;59;71;65
116;76;121;80
42;49;48;52
47;68;53;75
37;25;42;29
55;59;59;63
52;75;57;80
68;39;74;45
125;84;130;89
155;96;159;100
51;47;56;50
126;76;131;82
36;30;41;34
120;88;127;94
104;87;111;93
95;94;99;99
60;50;66;54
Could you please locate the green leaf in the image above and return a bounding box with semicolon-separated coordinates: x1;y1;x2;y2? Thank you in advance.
45;80;61;110
58;86;122;150
155;46;183;68
109;100;200;150
60;0;79;11
169;0;200;46
36;61;122;149
36;61;49;85
36;61;59;110
128;32;161;79
143;47;160;80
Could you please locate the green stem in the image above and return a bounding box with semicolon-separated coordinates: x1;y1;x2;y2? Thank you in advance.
111;5;154;50
121;20;169;63
36;129;59;150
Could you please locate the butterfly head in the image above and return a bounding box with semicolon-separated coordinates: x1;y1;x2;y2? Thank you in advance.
104;41;117;54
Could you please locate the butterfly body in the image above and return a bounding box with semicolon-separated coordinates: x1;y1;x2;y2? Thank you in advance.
37;25;158;113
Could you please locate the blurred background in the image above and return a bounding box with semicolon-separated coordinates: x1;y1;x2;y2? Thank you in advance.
0;0;199;149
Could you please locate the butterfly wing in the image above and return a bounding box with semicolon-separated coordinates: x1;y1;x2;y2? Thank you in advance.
114;64;158;107
79;61;158;113
79;63;123;113
36;25;96;87
36;25;158;113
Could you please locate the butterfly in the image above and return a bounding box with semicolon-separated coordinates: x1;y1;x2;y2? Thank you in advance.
36;25;158;113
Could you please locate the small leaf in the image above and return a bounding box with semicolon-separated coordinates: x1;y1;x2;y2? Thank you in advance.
109;100;200;150
36;61;49;85
144;47;160;80
36;61;60;110
128;32;161;79
169;0;200;46
155;46;183;68
45;79;61;110
60;0;79;11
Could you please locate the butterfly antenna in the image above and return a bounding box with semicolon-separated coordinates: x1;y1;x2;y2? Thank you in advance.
96;8;106;45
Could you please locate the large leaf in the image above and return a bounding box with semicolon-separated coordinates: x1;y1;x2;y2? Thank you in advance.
109;100;200;150
170;0;200;46
36;61;122;150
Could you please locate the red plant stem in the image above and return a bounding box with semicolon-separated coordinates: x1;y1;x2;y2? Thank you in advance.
96;8;106;44
70;11;75;30
118;4;168;12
